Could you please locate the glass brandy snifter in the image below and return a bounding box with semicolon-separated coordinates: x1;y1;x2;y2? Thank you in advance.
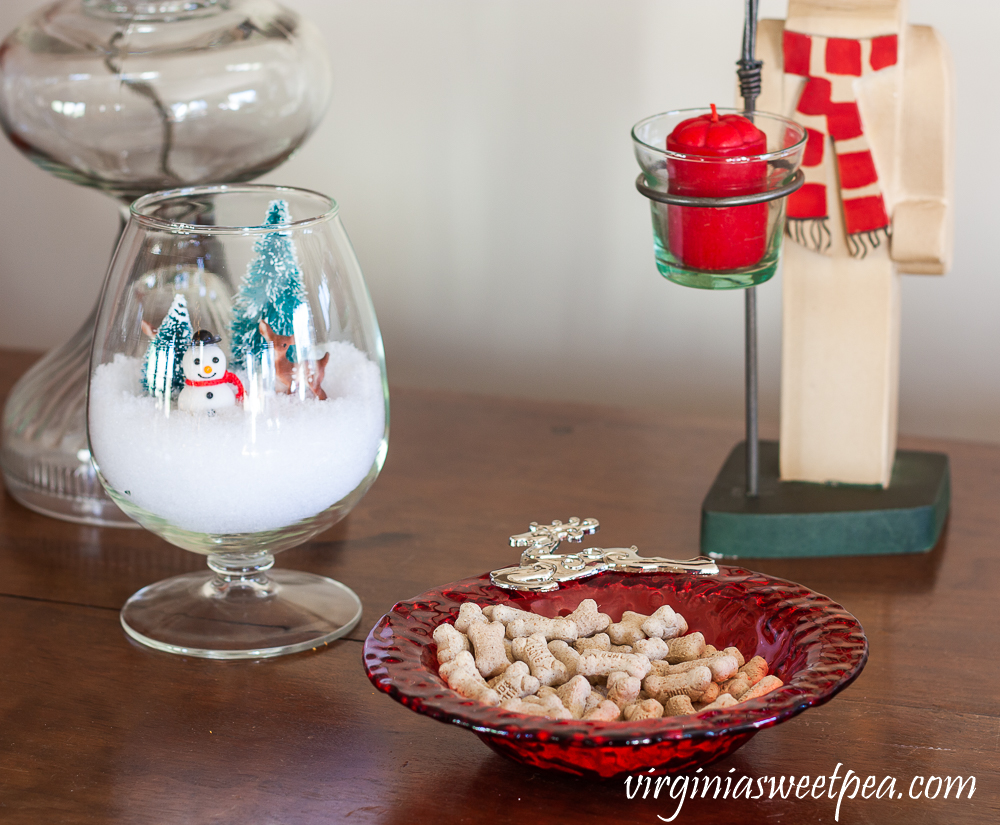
88;184;388;659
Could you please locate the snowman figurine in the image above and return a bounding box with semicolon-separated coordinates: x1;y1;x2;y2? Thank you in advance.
177;330;245;414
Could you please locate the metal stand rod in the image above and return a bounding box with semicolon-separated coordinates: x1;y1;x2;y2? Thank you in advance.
744;286;759;496
739;0;763;497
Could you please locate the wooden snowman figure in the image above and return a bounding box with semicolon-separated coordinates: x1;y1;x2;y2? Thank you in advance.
178;330;245;413
756;0;953;486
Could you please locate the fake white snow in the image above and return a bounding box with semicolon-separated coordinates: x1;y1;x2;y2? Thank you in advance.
89;343;385;535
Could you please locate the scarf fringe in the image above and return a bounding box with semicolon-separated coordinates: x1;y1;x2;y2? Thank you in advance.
786;220;892;260
786;218;832;255
847;227;891;260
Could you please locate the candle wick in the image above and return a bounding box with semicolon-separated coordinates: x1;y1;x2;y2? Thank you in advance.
710;103;719;122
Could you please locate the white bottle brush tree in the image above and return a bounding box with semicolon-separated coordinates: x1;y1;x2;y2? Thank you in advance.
141;293;193;398
229;199;308;366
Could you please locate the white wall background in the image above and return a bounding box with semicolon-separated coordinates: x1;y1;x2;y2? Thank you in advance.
0;0;997;444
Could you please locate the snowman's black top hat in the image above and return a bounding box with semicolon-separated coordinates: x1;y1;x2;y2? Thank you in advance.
191;330;222;346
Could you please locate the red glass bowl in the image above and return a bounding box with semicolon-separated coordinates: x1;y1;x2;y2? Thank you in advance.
363;566;867;780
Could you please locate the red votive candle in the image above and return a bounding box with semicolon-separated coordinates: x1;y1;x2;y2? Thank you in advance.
666;104;768;271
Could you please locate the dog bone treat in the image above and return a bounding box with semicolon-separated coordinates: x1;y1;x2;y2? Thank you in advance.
623;698;665;722
607;611;651;645
607;670;642;709
488;661;541;703
455;602;488;634
740;655;769;685
700;693;739;712
553;675;592;718
665;632;706;663
547;640;581;678
432;597;780;723
662;694;697;715
512;633;569;686
439;651;501;705
698;680;721;705
720;673;751;698
651;653;739;683
719;654;768;697
574;633;612;653
641;605;687;640
504;691;573;720
566;599;612;637
562;676;596;717
723;646;746;667
433;622;471;664
737;674;783;702
643;666;713;702
467;620;510;679
583;699;622;721
489;604;539;625
573;634;630;654
578;650;652;681
582;687;605;715
505;613;579;642
703;654;740;682
632;637;671;661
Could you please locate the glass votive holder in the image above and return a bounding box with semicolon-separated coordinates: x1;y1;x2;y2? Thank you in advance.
632;108;807;290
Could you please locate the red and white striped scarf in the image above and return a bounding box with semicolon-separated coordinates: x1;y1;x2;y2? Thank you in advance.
783;30;898;258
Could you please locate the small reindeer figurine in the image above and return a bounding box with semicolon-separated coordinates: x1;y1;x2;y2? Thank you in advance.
258;320;329;401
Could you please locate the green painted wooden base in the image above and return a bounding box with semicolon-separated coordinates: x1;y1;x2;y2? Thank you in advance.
700;441;950;559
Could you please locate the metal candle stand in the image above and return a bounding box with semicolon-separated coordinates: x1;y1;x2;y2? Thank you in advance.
634;0;950;558
633;0;791;498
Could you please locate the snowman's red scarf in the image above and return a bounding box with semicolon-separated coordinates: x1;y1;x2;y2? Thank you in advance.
185;372;245;402
783;30;898;258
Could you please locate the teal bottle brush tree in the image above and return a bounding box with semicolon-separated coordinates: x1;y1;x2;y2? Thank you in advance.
230;200;308;365
140;294;193;401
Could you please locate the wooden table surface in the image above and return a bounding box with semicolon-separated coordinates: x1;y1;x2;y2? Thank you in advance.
0;349;997;824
